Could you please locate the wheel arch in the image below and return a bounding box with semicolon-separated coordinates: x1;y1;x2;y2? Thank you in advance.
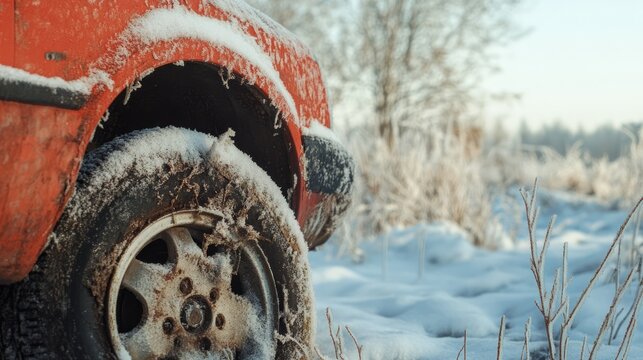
76;22;314;208
87;60;298;200
0;42;311;284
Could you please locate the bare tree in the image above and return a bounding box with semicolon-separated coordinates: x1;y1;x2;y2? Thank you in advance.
357;0;521;146
251;0;524;246
250;0;521;146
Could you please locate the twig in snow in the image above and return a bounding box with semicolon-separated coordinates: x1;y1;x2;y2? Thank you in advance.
345;326;363;360
611;265;642;342
615;279;643;360
608;224;625;346
520;318;531;360
521;183;642;360
631;206;641;270
588;264;637;359
608;307;625;345
497;315;506;360
560;197;643;359
326;308;342;359
456;329;467;360
320;308;364;360
558;243;570;360
579;336;587;360
520;180;562;360
315;346;326;360
335;325;345;359
564;197;643;328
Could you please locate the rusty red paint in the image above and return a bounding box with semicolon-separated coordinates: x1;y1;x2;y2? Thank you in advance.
0;0;14;65
0;102;84;283
0;0;331;284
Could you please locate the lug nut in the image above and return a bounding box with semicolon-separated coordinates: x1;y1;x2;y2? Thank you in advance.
162;318;175;334
209;288;219;303
179;277;193;295
199;337;212;351
215;313;225;330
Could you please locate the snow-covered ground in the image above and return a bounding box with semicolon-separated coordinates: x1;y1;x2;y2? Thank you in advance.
311;191;643;359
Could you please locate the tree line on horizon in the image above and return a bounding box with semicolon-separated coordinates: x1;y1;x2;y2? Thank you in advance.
519;121;642;161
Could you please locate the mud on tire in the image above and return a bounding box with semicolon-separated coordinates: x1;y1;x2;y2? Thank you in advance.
0;127;314;359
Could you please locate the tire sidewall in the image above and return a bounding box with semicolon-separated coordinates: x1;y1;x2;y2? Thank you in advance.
42;132;312;359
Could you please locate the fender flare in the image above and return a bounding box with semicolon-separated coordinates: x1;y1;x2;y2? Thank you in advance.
0;8;317;283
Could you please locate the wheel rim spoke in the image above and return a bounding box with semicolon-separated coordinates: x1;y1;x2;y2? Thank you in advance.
121;319;170;359
209;252;234;287
122;258;169;308
164;227;204;265
208;290;253;349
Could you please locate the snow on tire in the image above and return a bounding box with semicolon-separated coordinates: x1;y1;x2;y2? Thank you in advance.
0;127;314;359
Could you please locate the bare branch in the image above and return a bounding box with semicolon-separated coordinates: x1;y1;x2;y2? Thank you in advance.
326;308;341;359
558;243;570;360
631;205;641;268
497;315;506;360
580;336;587;360
615;279;643;360
521;181;557;360
588;264;637;359
345;326;363;360
611;262;641;342
566;198;643;329
520;317;531;360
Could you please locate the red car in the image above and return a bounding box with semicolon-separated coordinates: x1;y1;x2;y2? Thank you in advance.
0;1;353;359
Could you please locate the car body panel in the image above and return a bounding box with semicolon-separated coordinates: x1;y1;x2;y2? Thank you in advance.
0;0;351;284
0;0;14;65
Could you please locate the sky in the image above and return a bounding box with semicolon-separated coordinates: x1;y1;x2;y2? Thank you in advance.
484;0;643;132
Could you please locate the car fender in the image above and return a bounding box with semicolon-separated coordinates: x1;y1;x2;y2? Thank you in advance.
0;2;331;283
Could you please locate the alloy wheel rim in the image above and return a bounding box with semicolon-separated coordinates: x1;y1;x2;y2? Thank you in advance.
106;210;277;359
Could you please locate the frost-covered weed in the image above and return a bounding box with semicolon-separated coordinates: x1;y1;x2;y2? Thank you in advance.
519;182;643;360
315;308;363;360
334;124;641;255
510;129;643;208
343;124;500;249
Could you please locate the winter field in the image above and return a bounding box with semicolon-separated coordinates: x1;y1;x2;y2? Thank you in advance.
311;190;643;360
1;1;637;359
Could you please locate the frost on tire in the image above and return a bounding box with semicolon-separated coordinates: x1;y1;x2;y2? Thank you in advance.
0;127;314;359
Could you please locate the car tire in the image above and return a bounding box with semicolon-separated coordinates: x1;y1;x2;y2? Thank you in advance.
0;127;313;359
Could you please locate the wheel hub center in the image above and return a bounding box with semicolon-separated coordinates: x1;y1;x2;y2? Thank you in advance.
180;296;212;333
187;306;203;327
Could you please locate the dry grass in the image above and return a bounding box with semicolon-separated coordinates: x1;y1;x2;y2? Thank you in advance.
515;130;643;207
466;185;642;360
315;308;363;360
345;124;497;249
519;181;643;360
332;122;642;260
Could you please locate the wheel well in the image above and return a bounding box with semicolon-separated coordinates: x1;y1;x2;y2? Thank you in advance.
88;61;295;198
